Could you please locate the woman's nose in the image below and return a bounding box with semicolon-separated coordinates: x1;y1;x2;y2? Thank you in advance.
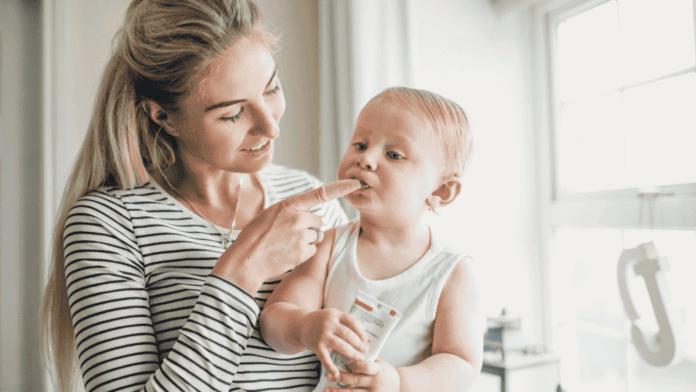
250;103;280;139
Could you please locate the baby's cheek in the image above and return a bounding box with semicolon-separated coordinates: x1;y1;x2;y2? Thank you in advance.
401;181;430;206
336;157;352;178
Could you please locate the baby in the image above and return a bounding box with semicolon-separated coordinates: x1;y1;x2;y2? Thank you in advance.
259;87;482;391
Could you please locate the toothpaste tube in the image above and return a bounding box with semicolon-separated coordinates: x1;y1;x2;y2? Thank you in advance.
327;291;403;375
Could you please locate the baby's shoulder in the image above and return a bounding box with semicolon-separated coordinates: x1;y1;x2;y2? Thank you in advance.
430;233;472;263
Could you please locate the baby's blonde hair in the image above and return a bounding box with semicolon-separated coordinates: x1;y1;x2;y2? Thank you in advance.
372;87;473;178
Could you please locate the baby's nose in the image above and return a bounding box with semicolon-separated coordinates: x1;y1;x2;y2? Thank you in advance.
357;154;375;170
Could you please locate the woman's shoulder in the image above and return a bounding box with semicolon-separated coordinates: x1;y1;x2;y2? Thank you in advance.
70;181;175;221
262;163;350;228
261;163;324;200
75;181;166;204
263;163;323;185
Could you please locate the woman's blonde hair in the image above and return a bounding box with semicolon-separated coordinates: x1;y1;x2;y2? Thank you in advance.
40;1;276;391
372;87;473;178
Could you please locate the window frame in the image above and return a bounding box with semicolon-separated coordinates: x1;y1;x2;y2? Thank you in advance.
531;0;696;363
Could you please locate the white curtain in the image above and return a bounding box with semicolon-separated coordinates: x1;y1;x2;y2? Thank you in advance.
318;0;413;201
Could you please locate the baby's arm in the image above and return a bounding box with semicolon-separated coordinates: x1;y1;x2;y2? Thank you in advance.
399;256;483;391
259;228;369;376
333;257;483;392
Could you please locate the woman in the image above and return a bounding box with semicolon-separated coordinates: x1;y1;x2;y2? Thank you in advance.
40;1;359;391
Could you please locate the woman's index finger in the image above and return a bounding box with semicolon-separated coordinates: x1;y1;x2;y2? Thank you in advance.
286;180;361;212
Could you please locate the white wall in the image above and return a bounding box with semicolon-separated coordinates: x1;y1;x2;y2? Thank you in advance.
0;1;43;391
48;0;132;215
255;0;321;176
413;0;543;341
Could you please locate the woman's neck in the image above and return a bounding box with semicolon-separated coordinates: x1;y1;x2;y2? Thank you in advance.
165;155;246;207
153;155;264;230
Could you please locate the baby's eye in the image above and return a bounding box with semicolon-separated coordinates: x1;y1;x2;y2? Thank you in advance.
387;151;403;160
355;143;367;151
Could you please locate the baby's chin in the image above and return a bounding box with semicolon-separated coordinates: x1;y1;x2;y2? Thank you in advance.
343;191;373;210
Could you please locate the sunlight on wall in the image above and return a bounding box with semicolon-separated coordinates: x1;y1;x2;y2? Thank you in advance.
415;0;542;340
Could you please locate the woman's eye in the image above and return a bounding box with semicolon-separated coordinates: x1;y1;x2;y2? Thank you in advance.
387;151;403;160
221;106;244;122
354;143;367;151
265;84;281;96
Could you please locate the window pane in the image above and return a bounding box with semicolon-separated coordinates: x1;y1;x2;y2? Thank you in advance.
629;349;696;392
558;73;696;193
557;1;620;102
552;227;628;391
558;93;624;193
552;227;696;392
620;0;696;86
623;73;696;188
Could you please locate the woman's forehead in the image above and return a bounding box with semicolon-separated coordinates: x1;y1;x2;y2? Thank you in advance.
193;35;276;103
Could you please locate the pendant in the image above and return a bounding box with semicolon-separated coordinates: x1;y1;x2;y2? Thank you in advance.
221;235;233;248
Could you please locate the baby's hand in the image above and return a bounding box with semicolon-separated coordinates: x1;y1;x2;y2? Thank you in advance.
299;309;369;378
326;357;400;392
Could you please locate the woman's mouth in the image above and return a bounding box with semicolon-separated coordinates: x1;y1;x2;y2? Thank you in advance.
243;140;270;152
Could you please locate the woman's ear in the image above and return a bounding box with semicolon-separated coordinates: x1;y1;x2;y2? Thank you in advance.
144;101;179;137
426;177;462;211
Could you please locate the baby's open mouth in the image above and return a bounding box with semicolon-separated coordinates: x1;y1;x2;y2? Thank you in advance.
352;177;370;189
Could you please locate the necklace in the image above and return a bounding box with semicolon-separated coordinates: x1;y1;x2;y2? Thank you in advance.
170;175;245;248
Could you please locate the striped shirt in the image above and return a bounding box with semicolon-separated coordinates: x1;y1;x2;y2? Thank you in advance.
64;164;348;392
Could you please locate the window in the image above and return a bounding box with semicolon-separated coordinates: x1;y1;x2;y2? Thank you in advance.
553;0;696;194
538;0;696;391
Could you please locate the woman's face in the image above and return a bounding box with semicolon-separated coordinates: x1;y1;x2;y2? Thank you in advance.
166;33;285;173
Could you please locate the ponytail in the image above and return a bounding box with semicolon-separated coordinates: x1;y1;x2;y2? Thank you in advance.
40;45;148;392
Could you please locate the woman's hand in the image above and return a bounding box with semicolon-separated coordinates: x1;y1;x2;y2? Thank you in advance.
326;358;401;392
211;179;361;295
299;308;369;378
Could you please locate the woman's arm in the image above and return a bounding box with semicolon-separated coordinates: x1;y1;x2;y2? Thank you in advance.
67;180;359;392
329;257;484;392
66;192;260;392
211;180;360;294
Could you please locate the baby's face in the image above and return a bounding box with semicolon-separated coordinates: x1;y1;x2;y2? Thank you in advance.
337;99;444;220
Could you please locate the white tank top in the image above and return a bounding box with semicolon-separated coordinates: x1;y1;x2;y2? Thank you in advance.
314;219;465;390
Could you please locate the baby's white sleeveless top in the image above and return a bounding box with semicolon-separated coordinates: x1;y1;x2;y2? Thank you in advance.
314;219;465;390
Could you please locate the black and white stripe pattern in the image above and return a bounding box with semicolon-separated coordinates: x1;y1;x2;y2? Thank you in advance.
65;164;348;392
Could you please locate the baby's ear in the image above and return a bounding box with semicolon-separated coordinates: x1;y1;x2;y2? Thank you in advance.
426;176;462;210
144;101;179;137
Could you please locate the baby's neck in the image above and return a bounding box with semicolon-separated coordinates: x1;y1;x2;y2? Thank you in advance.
355;216;431;281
